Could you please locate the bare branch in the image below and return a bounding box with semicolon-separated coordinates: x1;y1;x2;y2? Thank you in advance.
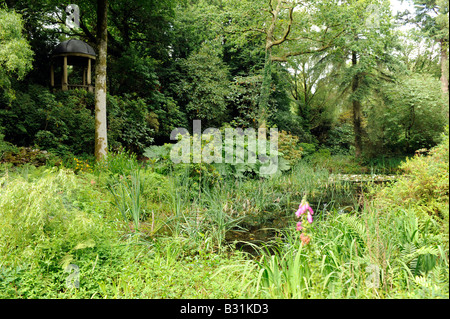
271;27;345;61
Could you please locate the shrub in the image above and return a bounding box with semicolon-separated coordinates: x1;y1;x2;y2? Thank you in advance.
373;129;449;245
367;73;448;154
0;85;95;156
298;142;316;158
0;131;17;160
1;146;52;167
277;130;303;166
107;94;155;154
0;85;160;157
324;122;354;155
144;131;287;183
271;111;313;142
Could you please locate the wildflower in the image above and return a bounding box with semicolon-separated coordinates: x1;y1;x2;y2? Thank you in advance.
307;212;313;224
300;233;310;245
295;200;314;217
296;221;303;231
295;204;306;217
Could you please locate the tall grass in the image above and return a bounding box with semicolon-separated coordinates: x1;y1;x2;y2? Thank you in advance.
216;202;448;299
107;169;143;232
165;166;201;240
257;243;313;298
200;181;247;249
1;134;444;298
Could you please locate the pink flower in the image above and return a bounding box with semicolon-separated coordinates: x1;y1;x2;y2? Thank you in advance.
295;206;305;217
296;221;303;231
307;213;313;224
295;201;314;218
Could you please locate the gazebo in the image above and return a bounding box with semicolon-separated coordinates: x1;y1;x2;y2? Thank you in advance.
50;39;96;92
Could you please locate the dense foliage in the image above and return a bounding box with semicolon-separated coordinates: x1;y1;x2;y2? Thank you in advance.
0;130;448;298
1;1;448;159
0;0;448;300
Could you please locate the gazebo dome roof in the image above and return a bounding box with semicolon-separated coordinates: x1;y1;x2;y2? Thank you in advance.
53;39;96;57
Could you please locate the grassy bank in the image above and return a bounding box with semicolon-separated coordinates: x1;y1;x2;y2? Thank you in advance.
0;133;448;299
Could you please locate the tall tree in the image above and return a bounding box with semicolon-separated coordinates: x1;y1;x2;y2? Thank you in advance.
0;7;33;101
367;73;447;153
351;49;364;157
178;42;232;128
94;0;108;161
286;53;338;130
411;0;449;94
331;0;394;157
222;0;347;128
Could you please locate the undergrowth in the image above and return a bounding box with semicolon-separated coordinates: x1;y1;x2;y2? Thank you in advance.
0;130;447;298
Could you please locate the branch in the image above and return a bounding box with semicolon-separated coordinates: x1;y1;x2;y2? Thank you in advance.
271;44;331;62
224;28;267;35
287;35;326;43
268;0;275;17
271;29;345;62
286;23;343;44
79;16;97;44
269;6;294;48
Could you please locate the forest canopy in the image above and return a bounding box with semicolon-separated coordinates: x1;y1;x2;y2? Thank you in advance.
0;0;448;159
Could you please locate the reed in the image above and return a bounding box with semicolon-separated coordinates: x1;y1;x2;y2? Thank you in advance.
107;169;143;232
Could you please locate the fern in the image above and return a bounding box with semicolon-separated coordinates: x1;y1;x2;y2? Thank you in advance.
338;214;367;246
400;242;417;271
399;243;439;274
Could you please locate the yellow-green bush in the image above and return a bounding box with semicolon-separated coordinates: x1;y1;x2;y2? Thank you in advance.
0;168;115;264
277;130;304;166
374;129;449;243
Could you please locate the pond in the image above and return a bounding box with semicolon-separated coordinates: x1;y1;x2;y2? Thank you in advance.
225;174;398;255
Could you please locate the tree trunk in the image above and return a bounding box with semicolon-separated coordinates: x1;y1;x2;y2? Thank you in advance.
94;0;108;161
440;39;449;95
258;49;272;130
352;50;363;158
